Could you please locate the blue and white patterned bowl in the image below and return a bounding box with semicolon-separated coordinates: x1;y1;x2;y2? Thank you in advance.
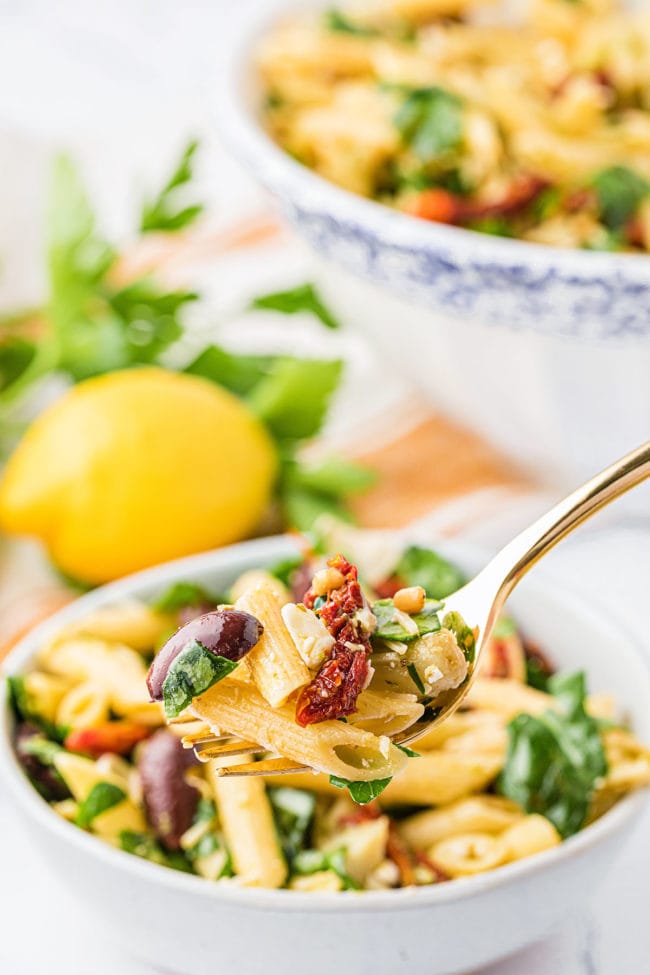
217;2;650;343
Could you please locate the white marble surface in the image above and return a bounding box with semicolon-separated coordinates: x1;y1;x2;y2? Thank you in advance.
0;2;649;972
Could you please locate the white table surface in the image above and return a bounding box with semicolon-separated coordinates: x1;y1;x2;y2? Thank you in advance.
1;3;649;971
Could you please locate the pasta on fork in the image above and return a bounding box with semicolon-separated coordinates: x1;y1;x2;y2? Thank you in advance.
146;554;472;789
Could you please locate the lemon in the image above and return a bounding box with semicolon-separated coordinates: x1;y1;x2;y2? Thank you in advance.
0;367;277;584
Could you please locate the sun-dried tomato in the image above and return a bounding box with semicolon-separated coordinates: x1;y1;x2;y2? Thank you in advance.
387;824;416;887
296;554;373;726
336;800;381;829
415;850;450;884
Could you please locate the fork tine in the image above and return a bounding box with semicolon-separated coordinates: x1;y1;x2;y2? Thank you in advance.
214;757;309;777
167;714;200;725
193;740;267;763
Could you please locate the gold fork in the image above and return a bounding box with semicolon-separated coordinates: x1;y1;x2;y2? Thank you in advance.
174;441;650;777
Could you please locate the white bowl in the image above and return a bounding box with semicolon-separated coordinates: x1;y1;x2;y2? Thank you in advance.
1;535;649;975
216;2;650;500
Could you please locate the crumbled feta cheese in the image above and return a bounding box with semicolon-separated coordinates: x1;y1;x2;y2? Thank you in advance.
281;602;335;669
355;605;377;635
409;629;468;698
391;607;419;636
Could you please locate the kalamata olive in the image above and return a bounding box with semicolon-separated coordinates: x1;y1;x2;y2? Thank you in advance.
138;729;199;850
14;723;70;802
146;609;263;701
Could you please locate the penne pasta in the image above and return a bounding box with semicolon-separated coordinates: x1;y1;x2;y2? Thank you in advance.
234;582;310;708
399;796;522;849
205;758;287;889
191;680;408;782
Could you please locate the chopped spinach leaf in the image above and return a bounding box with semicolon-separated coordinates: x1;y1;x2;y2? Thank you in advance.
525;656;551;692
120;830;192;872
593;166;649;230
76;782;126;828
293;846;360;889
395;545;465;599
394;742;420;758
251;282;341;330
7;676;67;742
406;661;425;694
324;9;379;36
329;774;393;804
286;456;376;498
394;87;463;163
269;787;316;864
153;581;219;613
372;598;442;642
267;555;305;588
162;640;239;718
443;611;476;664
498;670;607;838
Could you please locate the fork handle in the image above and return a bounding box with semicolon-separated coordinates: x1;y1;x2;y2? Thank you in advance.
480;440;650;619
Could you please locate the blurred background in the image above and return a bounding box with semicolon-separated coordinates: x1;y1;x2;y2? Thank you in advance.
0;1;649;973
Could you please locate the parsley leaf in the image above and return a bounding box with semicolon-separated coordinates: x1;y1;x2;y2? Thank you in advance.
250;282;341;330
498;670;607;838
593;166;650;230
247;357;343;442
140;140;204;233
395;545;465;599
329;774;393;804
394;87;463;163
184;345;272;397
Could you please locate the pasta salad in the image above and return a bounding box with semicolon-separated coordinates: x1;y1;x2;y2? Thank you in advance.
258;0;650;251
9;540;650;890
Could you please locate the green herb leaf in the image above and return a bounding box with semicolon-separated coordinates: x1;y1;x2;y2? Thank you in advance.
162;640;239;718
251;282;341;330
76;781;126;828
267;555;306;588
406;661;426;694
287;457;376;497
269;787;316;864
292;846;360;889
7;676;67;742
372;598;442;642
247;357;343;442
140;140;204;233
525;657;551;692
153;581;219;613
395;545;465;599
282;486;355;533
324;9;379;37
329;774;393;804
0;339;37;393
442;611;476;664
394;742;420;758
108;279;198;364
119;830;192;872
593;166;650;230
18;735;64;766
184;345;273;397
394;87;463;163
498;670;607;838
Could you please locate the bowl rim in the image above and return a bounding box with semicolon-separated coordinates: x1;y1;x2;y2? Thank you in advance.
215;0;650;281
1;534;648;914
